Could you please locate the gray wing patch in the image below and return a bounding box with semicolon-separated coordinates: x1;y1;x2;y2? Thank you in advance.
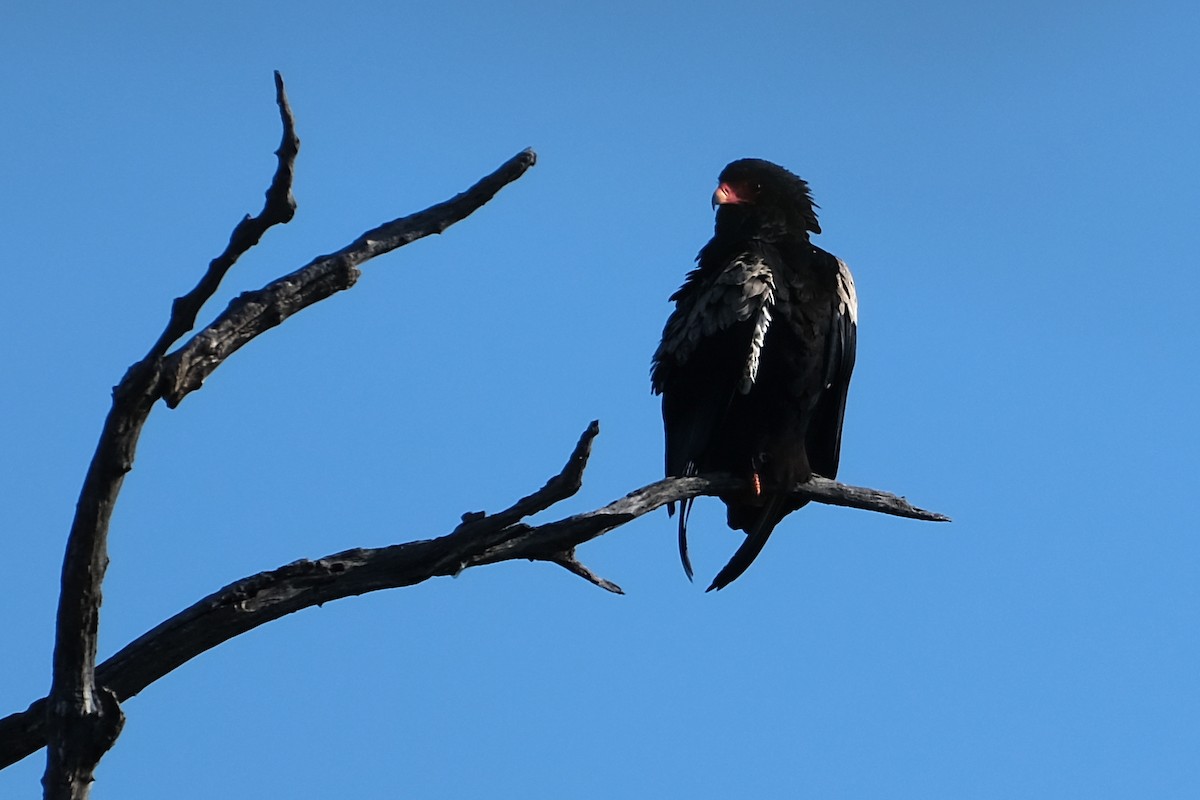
835;258;858;327
655;254;776;394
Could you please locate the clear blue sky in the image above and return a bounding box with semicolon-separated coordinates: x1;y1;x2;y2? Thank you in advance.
3;1;1198;797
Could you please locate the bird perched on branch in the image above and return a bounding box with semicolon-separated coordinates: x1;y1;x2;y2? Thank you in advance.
651;159;858;591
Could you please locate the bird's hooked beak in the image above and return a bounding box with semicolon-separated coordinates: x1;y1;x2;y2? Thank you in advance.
712;181;753;208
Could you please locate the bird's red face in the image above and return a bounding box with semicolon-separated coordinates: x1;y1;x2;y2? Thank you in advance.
713;180;758;207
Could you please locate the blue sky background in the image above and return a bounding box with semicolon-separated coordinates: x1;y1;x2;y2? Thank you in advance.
3;1;1198;797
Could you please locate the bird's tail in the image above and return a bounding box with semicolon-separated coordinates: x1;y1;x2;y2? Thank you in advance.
678;497;695;581
706;492;790;591
673;460;700;580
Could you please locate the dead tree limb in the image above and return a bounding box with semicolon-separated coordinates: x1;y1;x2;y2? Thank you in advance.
147;71;300;361
34;70;535;800
160;143;537;407
40;71;302;800
1;418;947;770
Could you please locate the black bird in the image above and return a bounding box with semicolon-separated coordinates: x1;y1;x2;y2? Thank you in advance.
651;159;857;591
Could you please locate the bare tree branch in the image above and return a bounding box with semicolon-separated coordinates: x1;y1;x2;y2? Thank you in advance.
39;73;304;800
2;422;948;770
547;551;627;594
33;71;536;799
146;70;300;361
159;146;537;407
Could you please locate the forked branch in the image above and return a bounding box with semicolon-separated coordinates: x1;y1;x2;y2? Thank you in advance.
34;69;535;800
1;419;947;771
160;145;536;407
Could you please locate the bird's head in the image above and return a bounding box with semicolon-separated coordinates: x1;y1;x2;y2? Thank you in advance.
713;158;821;237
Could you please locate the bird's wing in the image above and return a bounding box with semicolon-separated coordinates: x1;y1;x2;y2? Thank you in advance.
651;250;778;470
805;257;857;480
652;253;777;394
651;250;778;578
